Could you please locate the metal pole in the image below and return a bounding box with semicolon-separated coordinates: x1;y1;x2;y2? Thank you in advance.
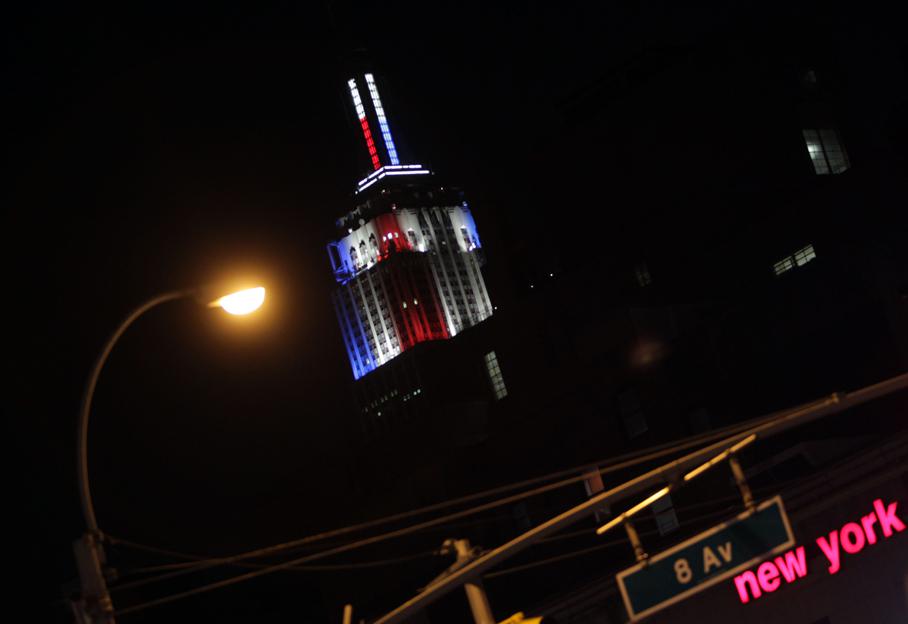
452;540;495;624
372;372;908;624
77;289;193;533
74;289;193;624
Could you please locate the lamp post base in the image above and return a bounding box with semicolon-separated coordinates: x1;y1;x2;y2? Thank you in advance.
71;533;116;624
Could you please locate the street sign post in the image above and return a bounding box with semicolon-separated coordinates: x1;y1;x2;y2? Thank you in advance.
616;496;794;621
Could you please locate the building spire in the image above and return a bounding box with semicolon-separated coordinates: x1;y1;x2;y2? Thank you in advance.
343;66;431;193
364;73;400;166
347;77;381;170
346;72;403;171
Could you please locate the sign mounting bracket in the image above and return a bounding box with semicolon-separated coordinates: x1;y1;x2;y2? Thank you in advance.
624;519;648;563
728;455;755;512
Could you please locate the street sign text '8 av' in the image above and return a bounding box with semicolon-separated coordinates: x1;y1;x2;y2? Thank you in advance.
616;496;794;620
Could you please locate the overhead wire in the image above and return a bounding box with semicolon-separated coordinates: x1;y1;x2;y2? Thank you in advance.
485;483;800;579
368;376;908;624
117;549;439;578
110;390;875;617
110;492;739;581
516;437;908;622
490;440;908;582
105;405;787;591
112;480;793;581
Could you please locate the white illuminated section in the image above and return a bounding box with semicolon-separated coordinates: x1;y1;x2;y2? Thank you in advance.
364;73;400;165
348;78;380;170
358;164;427;185
355;165;431;193
384;169;430;176
347;79;366;118
358;177;380;192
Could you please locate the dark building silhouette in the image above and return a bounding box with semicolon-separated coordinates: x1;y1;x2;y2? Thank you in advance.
320;5;907;623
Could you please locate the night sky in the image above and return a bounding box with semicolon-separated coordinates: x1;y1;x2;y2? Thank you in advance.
8;3;525;621
8;2;907;623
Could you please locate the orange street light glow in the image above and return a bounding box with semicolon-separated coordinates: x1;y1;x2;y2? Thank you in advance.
213;287;266;315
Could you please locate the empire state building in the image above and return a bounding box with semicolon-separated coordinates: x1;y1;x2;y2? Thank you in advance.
327;71;494;381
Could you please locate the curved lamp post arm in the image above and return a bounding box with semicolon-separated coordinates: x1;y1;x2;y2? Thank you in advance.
77;289;195;534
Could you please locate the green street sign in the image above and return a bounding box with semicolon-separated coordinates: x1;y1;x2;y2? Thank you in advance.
616;496;794;620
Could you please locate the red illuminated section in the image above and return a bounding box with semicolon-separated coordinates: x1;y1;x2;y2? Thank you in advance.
360;118;381;170
348;78;382;170
373;213;412;258
381;255;450;353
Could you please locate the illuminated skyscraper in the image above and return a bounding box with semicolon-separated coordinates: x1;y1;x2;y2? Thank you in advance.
328;72;494;380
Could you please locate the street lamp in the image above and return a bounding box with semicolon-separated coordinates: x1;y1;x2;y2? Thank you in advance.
210;286;266;316
71;286;265;624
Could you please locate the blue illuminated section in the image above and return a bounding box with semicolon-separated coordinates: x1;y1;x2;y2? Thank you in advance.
334;287;379;380
365;73;400;166
460;203;483;249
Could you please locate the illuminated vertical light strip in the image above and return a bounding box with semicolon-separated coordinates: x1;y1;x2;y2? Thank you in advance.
348;78;381;170
364;73;400;166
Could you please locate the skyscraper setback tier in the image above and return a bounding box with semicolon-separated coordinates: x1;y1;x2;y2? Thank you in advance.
329;184;492;379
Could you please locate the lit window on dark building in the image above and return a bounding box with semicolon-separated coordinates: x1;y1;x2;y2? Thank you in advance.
773;256;794;276
803;69;818;86
635;262;652;287
793;244;817;266
484;351;508;400
774;244;816;276
803;129;850;174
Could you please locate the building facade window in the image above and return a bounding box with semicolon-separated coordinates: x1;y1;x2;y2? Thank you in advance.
484;350;508;400
803;129;850;175
774;244;817;276
618;388;648;438
652;493;680;535
688;407;711;433
635;262;652;287
512;502;531;531
773;256;795;276
359;241;368;265
793;243;817;266
583;468;611;523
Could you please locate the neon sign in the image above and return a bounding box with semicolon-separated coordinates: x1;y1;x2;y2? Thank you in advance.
733;497;905;604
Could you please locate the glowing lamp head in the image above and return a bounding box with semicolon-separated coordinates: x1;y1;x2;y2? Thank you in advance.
214;287;265;315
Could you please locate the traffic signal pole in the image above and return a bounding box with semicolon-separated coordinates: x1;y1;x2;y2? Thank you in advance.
451;539;495;624
372;372;908;624
71;533;115;624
